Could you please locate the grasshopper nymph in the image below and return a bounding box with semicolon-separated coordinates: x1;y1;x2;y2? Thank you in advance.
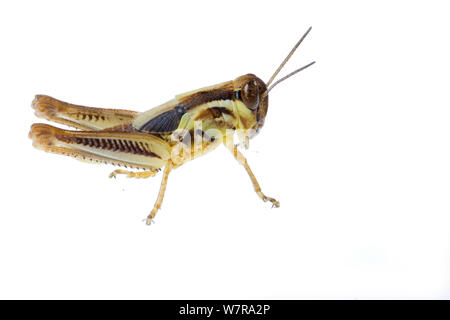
29;27;315;225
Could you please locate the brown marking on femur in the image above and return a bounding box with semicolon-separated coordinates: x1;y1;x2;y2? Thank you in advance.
101;123;136;132
112;139;119;151
56;134;161;158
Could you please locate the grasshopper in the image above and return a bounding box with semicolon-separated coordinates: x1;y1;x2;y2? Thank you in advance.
29;27;315;225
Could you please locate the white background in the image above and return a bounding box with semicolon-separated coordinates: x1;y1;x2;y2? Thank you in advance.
0;0;449;299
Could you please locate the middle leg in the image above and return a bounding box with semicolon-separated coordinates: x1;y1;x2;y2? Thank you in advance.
109;169;158;179
146;160;173;225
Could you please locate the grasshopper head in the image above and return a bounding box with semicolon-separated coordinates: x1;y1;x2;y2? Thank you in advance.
233;74;268;134
233;27;315;136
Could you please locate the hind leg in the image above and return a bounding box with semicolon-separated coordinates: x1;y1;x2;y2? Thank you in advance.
32;95;138;130
29;123;170;170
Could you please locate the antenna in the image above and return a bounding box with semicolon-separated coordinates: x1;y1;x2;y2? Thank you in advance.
266;26;313;87
265;61;315;96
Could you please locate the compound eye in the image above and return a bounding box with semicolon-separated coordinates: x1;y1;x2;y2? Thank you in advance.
242;80;259;110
